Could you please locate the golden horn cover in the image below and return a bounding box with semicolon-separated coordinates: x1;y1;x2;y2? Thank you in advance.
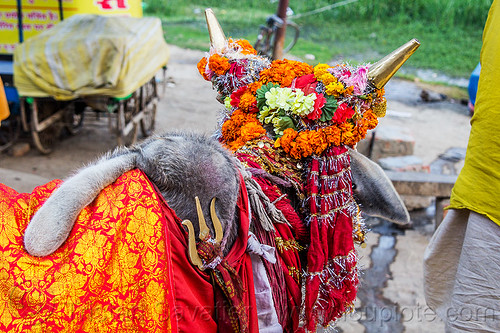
368;38;420;89
205;8;226;51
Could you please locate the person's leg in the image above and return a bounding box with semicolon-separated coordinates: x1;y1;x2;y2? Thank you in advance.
424;209;470;320
445;212;500;332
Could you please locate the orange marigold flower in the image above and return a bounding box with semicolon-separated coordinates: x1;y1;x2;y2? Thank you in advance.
339;122;355;145
240;122;266;142
248;82;263;95
259;59;313;86
354;124;369;142
363;110;379;129
197;57;210;80
309;130;328;155
323;125;341;147
295;131;314;158
275;128;298;151
288;141;302;160
346;129;361;146
221;109;265;151
239;92;256;112
235;39;257;55
344;86;354;95
376;87;385;99
208;54;231;75
221;119;237;141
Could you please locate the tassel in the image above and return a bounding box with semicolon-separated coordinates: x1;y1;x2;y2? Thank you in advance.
244;176;290;232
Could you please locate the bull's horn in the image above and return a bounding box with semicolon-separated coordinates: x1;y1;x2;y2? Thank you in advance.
205;8;226;51
368;38;420;89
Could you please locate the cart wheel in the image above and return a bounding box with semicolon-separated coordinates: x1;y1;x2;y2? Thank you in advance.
159;66;167;98
140;100;156;137
141;102;157;137
116;99;138;147
31;98;63;154
64;102;85;135
0;113;21;153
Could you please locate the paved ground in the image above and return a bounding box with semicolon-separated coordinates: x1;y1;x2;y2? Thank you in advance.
0;45;473;332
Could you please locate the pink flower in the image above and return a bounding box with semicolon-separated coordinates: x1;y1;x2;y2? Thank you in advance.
348;66;368;95
330;66;351;84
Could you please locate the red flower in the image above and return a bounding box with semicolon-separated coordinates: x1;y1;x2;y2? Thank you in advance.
294;74;317;95
230;86;247;108
307;92;326;120
332;103;355;124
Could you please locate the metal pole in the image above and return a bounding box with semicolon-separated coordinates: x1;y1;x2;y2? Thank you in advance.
272;0;289;60
58;0;64;21
16;0;23;43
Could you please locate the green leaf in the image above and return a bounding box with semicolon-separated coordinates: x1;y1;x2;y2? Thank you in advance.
256;83;279;111
320;95;338;122
275;115;297;136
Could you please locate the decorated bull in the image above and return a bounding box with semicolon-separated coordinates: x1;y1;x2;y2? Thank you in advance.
1;9;418;332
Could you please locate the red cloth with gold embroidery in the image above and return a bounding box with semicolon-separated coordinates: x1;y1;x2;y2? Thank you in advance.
0;169;258;332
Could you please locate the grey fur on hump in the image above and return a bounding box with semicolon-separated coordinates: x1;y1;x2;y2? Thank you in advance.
24;131;241;257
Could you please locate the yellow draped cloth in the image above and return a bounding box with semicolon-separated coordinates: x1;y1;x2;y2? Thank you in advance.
0;170;175;332
449;0;500;226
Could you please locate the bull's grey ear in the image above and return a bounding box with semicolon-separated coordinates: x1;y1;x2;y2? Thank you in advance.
349;148;410;225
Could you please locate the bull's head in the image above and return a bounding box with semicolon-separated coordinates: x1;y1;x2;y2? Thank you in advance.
199;9;418;329
200;9;417;226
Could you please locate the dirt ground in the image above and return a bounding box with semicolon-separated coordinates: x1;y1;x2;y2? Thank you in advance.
0;45;473;332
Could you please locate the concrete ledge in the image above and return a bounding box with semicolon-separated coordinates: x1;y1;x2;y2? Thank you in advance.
385;171;456;197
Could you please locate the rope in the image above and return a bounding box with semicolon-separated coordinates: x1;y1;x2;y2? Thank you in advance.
289;0;359;20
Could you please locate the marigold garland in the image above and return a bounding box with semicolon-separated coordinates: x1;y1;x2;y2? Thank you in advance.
221;109;266;151
275;120;368;160
258;60;313;87
197;39;387;158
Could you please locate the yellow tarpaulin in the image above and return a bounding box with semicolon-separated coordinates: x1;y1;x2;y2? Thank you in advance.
13;14;169;100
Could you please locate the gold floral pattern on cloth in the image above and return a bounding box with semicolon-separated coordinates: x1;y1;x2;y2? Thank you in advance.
0;170;174;332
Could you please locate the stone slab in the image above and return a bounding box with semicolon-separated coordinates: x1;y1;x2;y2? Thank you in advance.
371;125;415;161
385;171;456;197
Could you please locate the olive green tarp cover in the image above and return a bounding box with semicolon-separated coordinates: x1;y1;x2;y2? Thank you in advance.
13;14;169;101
